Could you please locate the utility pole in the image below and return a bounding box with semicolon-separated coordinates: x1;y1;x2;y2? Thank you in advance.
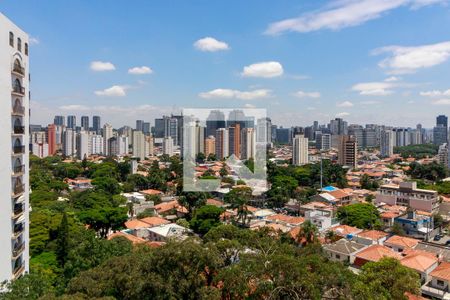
320;153;323;191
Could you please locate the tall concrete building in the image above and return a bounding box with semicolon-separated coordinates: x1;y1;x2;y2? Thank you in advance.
89;134;104;155
241;128;256;160
380;130;394;158
162;136;174;156
337;135;357;168
438;143;450;169
292;134;308;166
67;115;76;129
132;131;146;160
47;124;57;155
92;115;101;134
1;13;30;281
434;115;448;145
228;124;241;158
102;123;113;155
136;119;144;132
76;131;89;159
183;121;204;159
81;116;89;131
204;136;216;157
63;128;76;157
315;133;331;151
54;115;65;126
215;128;229;160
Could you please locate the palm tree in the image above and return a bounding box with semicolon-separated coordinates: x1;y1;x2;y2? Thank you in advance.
296;220;318;245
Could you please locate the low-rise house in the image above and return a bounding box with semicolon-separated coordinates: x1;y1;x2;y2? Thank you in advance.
355;230;388;245
422;261;450;299
323;239;367;264
375;181;439;213
65;178;93;190
154;200;188;217
353;244;402;268
330;224;363;238
107;231;165;248
394;210;434;240
384;235;420;252
305;210;337;231
266;214;305;227
140;216;170;227
146;223;191;242
312;189;352;206
400;249;439;283
139;189;163;196
415;243;450;262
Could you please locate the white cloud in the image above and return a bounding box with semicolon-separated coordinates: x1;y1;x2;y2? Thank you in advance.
307;107;316;111
360;100;381;105
337;101;354;107
199;88;272;100
420;89;450;97
336;112;350;117
94;85;128;97
352;82;395;96
194;37;230;52
59;104;89;111
241;61;284;78
293;90;321;98
29;37;40;45
128;66;153;75
244;103;256;108
90;61;116;72
385;76;400;82
432;99;450;105
265;0;445;35
374;41;450;74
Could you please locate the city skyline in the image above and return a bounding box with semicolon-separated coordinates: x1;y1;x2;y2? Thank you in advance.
1;1;450;127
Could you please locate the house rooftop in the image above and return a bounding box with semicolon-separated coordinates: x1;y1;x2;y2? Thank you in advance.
385;235;419;249
430;261;450;282
323;239;366;255
357;230;388;241
400;249;438;272
355;244;402;262
330;224;362;236
139;216;170;227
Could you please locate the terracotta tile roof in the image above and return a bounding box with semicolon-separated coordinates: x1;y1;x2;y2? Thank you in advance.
357;230;388;241
266;214;305;225
331;225;362;236
381;212;400;219
139;189;163;195
404;292;427;300
400;249;438;272
108;231;147;244
206;198;224;207
125;219;152;230
154;200;187;214
139;216;170;227
355;245;402;262
430;261;450;282
385;235;419;249
328;190;350;199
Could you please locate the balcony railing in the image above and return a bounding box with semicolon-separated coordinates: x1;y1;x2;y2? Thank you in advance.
13;205;24;218
13;165;25;175
13;126;25;134
12;242;24;258
12;264;24;279
12;86;25;96
12;105;25;116
13;145;25;154
12;65;25;76
13;224;24;237
12;184;24;197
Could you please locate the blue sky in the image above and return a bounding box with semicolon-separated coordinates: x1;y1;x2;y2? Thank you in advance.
2;0;450;128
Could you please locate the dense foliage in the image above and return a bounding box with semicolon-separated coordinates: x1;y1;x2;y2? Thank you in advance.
394;143;439;159
337;203;382;229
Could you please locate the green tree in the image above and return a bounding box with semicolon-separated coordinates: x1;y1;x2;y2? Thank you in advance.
354;257;420;299
178;192;207;218
0;272;54;300
337;203;381;229
55;212;70;268
190;205;224;235
77;207;128;238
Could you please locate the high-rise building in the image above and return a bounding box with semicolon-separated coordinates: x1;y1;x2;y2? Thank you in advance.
275;127;290;144
438;143;450;169
81;116;89;131
228;124;241;158
1;13;30;281
183;121;204;158
162;136;174;156
380;130;394;158
63;128;76;157
132;131;146;160
434;115;448;145
76;131;89;159
315;133;331;151
32;143;48;158
330;118;348;135
215;128;229;160
136;120;144;132
241;128;256;160
143;122;151;135
206;110;226;137
47;124;57;155
144;135;153;157
89;134;104;155
204;136;216;157
102;123;113;155
337;135;357;168
92;115;101;134
67;115;76;129
292;134;308;166
54;115;65;126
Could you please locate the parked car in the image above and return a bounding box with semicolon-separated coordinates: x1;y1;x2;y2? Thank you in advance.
434;235;442;241
445;240;450;246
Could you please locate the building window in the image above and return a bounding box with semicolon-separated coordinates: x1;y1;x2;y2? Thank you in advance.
9;32;14;46
24;43;28;56
17;38;22;52
335;254;341;259
437;280;445;286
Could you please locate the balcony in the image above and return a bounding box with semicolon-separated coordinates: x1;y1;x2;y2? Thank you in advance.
13;126;25;135
12;164;25;176
12;264;25;279
12;224;24;238
12;86;25;96
12;242;24;259
12;145;25;155
13;205;24;219
12;65;25;77
12;105;25;116
12;184;24;197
